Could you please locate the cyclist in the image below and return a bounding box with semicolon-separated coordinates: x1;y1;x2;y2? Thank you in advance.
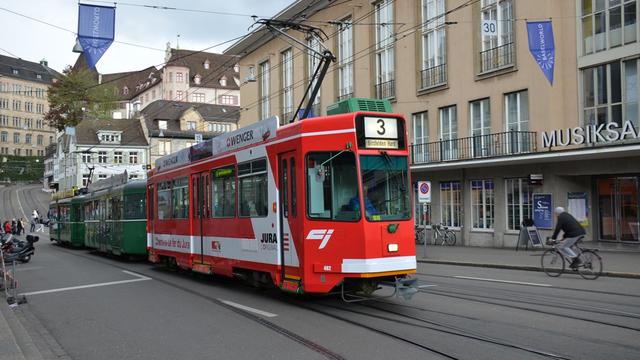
551;207;586;269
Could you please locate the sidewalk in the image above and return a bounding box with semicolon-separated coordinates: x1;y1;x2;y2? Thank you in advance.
416;244;640;278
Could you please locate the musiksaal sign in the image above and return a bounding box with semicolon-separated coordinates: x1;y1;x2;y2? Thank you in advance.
542;120;639;148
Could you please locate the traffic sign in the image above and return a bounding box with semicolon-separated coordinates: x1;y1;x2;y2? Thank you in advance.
418;181;431;203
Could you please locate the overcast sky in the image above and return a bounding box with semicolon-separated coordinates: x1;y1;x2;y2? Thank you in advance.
0;0;292;73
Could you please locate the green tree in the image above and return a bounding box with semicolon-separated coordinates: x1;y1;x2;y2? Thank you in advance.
45;66;118;131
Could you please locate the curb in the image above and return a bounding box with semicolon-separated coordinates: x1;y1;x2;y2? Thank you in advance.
0;302;28;360
417;259;640;279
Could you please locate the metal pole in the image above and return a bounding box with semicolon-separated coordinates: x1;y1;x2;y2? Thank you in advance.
423;205;427;258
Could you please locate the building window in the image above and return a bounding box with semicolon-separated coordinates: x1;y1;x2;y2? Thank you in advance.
480;0;514;73
421;0;447;88
82;174;90;187
129;151;138;164
412;111;429;163
192;93;205;102
0;131;7;142
582;59;639;127
506;178;532;230
98;151;107;163
219;77;227;87
114;151;123;163
186;121;196;130
470;98;492;157
281;49;294;124
37;135;43;145
219;95;236;105
194;75;201;85
176;72;184;83
259;60;270;120
204;60;210;69
337;18;354;101
13;133;20;144
471;179;495;229
439;105;458;160
158;140;171;155
82;153;92;163
176;90;183;101
504;90;530;153
158;120;167;130
440;181;461;227
98;174;108;179
238;159;268;217
582;0;637;54
374;0;395;99
307;37;321;115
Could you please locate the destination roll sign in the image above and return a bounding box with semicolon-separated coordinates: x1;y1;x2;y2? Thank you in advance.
361;116;400;149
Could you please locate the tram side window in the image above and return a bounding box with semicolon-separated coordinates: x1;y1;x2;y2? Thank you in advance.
172;177;189;219
306;152;360;221
125;193;146;219
157;181;172;220
238;159;268;217
212;166;236;218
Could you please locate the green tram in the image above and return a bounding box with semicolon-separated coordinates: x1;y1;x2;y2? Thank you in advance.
49;176;147;257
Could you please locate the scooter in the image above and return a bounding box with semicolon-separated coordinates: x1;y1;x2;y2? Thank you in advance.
1;234;38;263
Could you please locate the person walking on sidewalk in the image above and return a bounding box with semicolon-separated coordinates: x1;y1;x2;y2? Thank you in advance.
551;207;586;269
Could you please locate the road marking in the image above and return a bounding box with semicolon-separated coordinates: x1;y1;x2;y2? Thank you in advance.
16;188;28;220
453;276;551;287
418;284;437;288
15;266;43;272
20;270;152;296
219;299;278;318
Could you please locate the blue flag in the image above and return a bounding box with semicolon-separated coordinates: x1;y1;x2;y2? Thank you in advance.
77;4;115;69
527;21;555;85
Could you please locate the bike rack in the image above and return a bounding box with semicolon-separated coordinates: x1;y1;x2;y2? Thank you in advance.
0;248;27;306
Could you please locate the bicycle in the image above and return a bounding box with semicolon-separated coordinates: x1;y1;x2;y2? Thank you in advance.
433;224;456;246
540;237;603;280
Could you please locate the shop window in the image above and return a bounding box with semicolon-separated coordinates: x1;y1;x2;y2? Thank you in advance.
506;178;532;230
441;181;461;227
471;179;495;229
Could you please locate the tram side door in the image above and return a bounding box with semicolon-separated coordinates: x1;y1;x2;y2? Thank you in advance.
278;151;299;283
192;172;209;262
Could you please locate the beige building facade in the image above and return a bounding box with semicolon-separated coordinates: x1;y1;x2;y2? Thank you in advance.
0;55;58;157
227;0;640;247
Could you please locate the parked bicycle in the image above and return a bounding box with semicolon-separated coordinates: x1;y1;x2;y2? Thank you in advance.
540;236;603;279
415;224;456;246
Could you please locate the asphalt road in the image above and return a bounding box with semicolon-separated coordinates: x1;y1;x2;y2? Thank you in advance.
4;184;640;360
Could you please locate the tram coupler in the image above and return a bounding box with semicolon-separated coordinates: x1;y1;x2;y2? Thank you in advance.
380;277;418;301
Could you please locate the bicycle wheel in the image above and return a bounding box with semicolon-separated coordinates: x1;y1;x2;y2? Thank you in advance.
576;250;603;280
541;249;565;277
444;231;456;246
415;228;425;244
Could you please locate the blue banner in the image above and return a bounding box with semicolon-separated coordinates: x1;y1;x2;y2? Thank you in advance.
77;4;115;69
533;193;553;229
527;21;555;85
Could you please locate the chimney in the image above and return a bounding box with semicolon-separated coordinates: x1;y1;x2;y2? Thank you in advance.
40;59;48;67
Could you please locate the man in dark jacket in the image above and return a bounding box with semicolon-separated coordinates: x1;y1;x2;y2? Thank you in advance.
551;207;586;268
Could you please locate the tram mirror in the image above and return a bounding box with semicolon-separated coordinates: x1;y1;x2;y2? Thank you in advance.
314;165;325;182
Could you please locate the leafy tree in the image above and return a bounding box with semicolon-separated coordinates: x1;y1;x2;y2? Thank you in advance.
45;66;118;131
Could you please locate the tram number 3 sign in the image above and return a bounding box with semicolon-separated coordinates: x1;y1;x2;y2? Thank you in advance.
418;181;431;204
363;117;399;149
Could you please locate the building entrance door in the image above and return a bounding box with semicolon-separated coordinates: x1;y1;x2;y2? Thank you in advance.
598;177;639;242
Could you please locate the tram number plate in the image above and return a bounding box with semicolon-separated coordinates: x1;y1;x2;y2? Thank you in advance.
364;117;398;139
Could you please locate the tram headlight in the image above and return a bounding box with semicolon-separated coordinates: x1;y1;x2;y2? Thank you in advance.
387;243;398;252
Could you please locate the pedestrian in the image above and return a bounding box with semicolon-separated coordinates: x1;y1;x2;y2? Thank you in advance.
11;218;16;235
17;218;24;235
4;221;10;234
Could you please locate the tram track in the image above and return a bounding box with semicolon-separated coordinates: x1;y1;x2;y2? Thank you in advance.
44;245;347;360
299;300;572;360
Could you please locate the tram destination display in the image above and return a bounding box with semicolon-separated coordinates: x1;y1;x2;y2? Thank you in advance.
363;116;399;149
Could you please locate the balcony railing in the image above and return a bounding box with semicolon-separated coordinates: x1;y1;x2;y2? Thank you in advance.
420;63;447;89
411;131;537;165
338;92;353;102
479;42;515;73
375;79;395;99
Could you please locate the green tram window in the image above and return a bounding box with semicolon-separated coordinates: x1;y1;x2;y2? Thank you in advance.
125;193;146;219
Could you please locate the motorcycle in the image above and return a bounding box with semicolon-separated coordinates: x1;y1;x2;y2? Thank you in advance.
1;234;38;263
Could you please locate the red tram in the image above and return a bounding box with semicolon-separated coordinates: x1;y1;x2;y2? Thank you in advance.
146;110;417;297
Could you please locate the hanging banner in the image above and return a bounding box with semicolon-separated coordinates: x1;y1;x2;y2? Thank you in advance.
526;21;555;85
77;4;116;69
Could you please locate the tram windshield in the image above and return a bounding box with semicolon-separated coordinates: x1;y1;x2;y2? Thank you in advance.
360;155;411;222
